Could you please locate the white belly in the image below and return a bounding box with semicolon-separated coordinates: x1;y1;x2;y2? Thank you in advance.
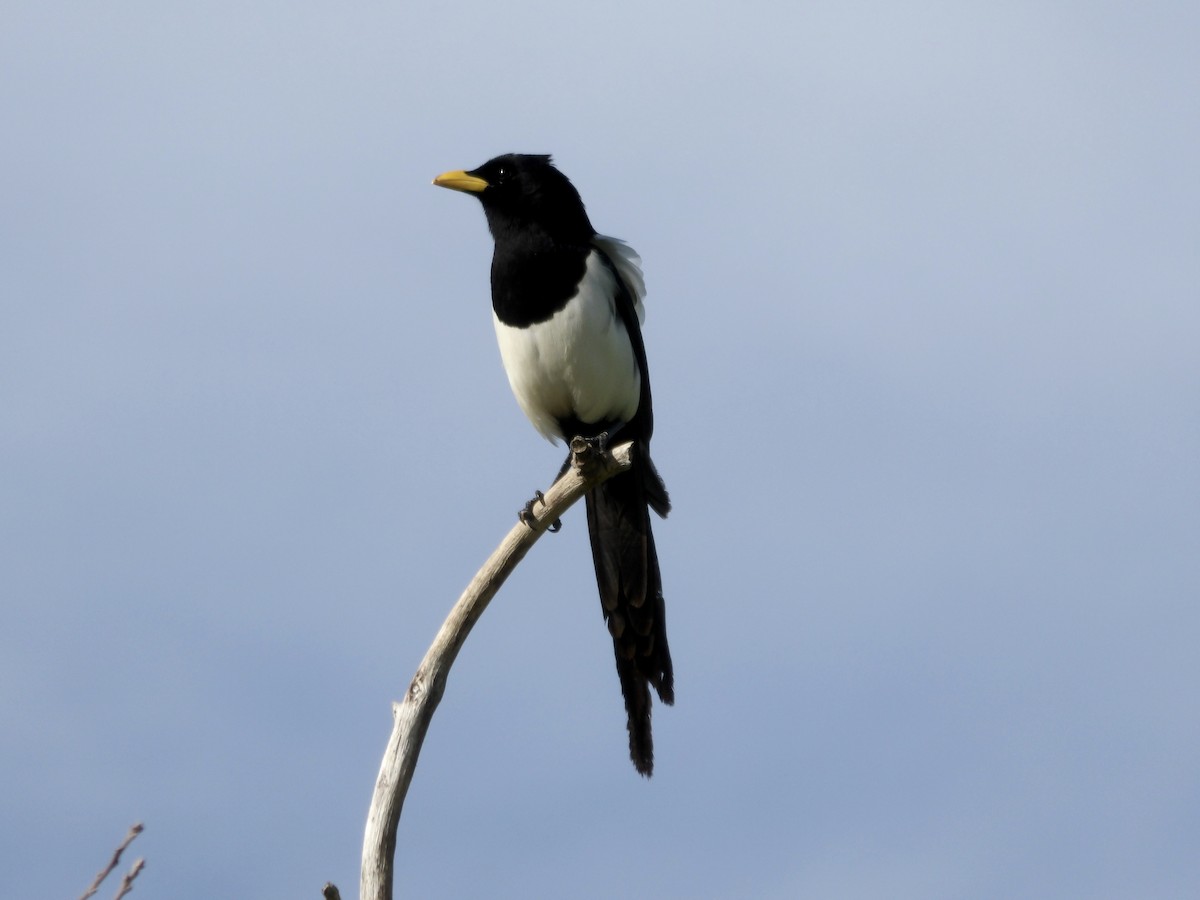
493;249;641;442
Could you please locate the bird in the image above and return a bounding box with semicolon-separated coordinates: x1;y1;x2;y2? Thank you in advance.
433;154;674;776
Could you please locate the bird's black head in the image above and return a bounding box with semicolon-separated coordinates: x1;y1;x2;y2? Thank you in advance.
434;154;595;245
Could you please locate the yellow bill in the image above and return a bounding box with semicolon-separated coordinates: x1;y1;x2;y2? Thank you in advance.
432;170;488;193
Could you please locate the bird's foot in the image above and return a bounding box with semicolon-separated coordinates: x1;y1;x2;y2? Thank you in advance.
585;421;626;454
568;434;610;477
518;490;561;533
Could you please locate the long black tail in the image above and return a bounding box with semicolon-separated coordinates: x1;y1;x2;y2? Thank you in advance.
584;442;673;776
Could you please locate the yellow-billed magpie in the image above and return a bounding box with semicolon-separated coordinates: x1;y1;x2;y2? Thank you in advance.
433;154;673;776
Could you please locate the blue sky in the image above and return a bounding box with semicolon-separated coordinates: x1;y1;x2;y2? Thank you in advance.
2;2;1198;897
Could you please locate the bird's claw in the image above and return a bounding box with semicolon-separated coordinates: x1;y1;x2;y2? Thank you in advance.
518;490;561;532
517;492;542;527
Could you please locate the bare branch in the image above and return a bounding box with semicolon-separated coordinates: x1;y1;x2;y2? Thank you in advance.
111;858;145;900
79;823;144;900
359;439;633;900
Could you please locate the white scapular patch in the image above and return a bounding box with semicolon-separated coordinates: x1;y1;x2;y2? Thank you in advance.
494;242;645;443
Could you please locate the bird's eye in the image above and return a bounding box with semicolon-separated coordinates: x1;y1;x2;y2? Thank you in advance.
494;165;508;180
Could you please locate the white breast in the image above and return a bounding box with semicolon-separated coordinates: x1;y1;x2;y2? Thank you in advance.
494;246;643;443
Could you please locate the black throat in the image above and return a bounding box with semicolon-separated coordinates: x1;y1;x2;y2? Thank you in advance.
488;221;594;328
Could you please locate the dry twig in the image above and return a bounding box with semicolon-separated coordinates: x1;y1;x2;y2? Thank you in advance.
78;823;144;900
111;858;145;900
355;438;633;900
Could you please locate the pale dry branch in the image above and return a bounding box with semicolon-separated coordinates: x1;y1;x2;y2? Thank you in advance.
354;438;633;900
111;858;145;900
79;823;143;900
